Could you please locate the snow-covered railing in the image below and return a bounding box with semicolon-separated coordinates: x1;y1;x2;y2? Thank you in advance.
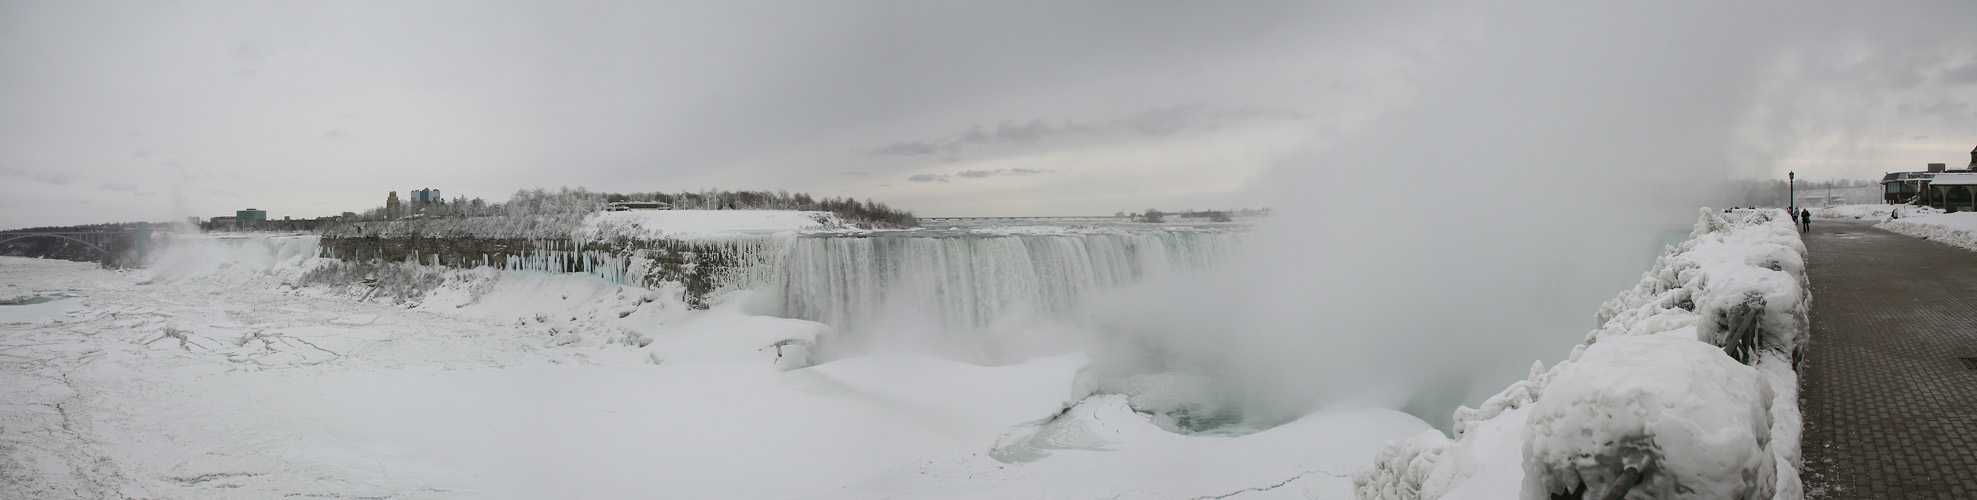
1354;207;1808;500
1722;292;1765;365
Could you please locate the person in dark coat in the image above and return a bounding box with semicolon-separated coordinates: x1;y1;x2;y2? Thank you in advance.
1800;208;1811;231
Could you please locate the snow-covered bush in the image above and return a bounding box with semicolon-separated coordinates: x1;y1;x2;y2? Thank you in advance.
299;259;485;305
1355;208;1808;500
1522;333;1775;499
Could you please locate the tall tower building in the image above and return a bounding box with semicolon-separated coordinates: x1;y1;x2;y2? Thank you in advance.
386;191;401;218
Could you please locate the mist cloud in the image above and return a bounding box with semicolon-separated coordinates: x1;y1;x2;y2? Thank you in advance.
1086;0;1977;428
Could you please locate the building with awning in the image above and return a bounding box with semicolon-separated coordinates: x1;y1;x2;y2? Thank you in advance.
1879;145;1977;208
1924;172;1977;211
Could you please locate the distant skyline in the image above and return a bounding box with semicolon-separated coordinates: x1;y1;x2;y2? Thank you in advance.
4;1;1976;228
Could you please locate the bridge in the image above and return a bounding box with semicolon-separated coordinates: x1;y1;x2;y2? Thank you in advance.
0;222;158;265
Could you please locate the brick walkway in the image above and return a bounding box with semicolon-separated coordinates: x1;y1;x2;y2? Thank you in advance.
1801;219;1977;499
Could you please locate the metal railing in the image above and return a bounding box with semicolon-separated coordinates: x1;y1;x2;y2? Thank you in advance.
1723;292;1766;365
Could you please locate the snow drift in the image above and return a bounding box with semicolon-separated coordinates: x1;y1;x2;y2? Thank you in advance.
1354;208;1809;500
1877;211;1977;251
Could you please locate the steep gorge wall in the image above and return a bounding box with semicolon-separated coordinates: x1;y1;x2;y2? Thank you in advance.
317;236;786;306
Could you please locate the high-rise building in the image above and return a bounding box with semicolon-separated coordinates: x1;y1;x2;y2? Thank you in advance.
407;188;443;203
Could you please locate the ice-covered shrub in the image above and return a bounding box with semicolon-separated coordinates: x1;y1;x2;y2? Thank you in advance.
299;259;486;305
1355;208;1808;500
1521;333;1774;500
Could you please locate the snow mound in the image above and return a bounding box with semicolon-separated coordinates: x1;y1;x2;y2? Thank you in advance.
1878;211;1977;251
0;282;34;304
1356;208;1808;500
573;210;851;241
1522;331;1774;499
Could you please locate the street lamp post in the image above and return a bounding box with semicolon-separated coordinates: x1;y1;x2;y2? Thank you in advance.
1789;171;1795;212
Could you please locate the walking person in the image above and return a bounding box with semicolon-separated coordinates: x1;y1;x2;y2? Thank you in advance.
1800;208;1811;232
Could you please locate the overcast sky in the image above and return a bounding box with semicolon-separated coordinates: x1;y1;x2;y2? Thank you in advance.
3;1;1975;228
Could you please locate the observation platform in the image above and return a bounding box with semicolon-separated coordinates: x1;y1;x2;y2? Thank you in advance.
1801;219;1977;498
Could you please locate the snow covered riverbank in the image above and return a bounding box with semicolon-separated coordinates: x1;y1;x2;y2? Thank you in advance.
1356;208;1809;499
0;227;1416;499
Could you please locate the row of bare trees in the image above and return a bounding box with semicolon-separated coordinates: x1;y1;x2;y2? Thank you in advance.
329;187;918;238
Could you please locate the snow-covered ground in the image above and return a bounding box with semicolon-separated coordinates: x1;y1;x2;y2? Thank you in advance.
1877;211;1977;251
1355;208;1809;500
10;208;1802;499
1809;203;1939;221
1;230;1422;499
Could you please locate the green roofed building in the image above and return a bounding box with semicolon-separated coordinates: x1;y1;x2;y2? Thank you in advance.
236;208;267;223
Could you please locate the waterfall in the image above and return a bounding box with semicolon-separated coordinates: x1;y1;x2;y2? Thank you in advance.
778;231;1240;331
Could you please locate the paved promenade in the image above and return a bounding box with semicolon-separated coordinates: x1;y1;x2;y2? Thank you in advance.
1801;219;1977;499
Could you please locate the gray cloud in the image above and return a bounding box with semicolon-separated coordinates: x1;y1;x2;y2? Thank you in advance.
1941;61;1977;86
958;168;1049;179
0;1;1974;229
0;168;79;185
873;105;1308;159
872;118;1098;158
871;141;942;156
97;181;138;192
1898;100;1974;117
915;168;1051;183
1115;103;1207;136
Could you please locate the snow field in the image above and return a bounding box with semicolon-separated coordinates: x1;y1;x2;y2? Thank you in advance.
1355;208;1809;500
1808;203;1930;221
4;227;1427;499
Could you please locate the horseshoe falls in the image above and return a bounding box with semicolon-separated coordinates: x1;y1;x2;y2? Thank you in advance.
772;228;1243;358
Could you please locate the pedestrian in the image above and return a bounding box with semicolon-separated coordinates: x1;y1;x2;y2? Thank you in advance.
1790;206;1798;224
1800;208;1811;232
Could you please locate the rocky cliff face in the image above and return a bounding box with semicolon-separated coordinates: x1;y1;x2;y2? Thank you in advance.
317;235;788;308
